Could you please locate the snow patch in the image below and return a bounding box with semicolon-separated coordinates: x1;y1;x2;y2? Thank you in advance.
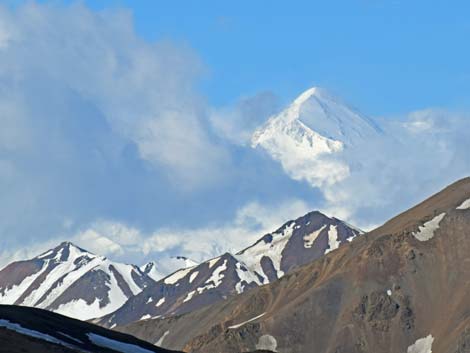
204;259;227;288
57;331;83;344
155;297;165;307
407;335;434;353
237;222;296;282
413;213;446;242
228;312;266;329
235;262;261;294
163;266;193;285
457;198;470;210
189;271;199;283
183;290;196;303
0;319;75;349
155;330;169;346
325;225;340;254
303;225;327;248
87;333;155;353
207;257;220;269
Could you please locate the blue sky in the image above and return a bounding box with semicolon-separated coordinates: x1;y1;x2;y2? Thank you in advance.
71;0;470;115
0;1;469;272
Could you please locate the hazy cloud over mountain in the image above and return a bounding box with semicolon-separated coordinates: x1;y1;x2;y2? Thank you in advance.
0;2;468;273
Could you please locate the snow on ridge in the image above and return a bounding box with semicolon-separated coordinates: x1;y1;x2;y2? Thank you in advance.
111;262;142;295
235;262;261;294
183;259;230;303
140;261;164;282
413;213;446;242
87;332;155;353
407;335;434;353
236;222;296;282
0;319;76;349
0;263;49;305
54;262;129;321
0;242;152;321
163;266;194;285
25;256;103;308
456;198;470;210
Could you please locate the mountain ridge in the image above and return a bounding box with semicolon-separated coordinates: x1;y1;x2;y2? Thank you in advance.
95;210;361;328
115;177;470;353
0;241;157;321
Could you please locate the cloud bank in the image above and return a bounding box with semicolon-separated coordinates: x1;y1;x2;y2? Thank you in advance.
0;2;310;270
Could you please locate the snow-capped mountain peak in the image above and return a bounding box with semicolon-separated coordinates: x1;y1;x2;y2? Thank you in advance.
36;241;94;263
140;261;164;281
251;87;382;187
0;242;157;321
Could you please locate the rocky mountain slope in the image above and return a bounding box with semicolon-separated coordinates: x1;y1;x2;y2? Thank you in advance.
96;211;361;328
252;87;382;186
116;177;470;353
236;210;361;282
0;304;178;353
0;242;156;321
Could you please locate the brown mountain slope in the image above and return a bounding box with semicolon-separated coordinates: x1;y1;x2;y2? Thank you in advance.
117;177;470;353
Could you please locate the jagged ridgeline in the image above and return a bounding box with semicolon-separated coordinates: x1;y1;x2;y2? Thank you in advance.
114;178;470;353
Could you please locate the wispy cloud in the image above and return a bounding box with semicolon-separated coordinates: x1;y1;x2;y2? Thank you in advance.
0;199;311;273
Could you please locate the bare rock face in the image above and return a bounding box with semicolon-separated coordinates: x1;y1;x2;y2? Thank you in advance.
96;211;361;329
116;177;470;353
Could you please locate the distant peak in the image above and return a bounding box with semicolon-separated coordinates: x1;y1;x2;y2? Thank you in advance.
171;256;198;268
142;261;157;271
35;241;91;261
293;87;320;105
56;241;87;252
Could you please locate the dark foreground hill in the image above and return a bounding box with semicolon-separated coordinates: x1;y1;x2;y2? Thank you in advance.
116;177;470;353
0;304;179;353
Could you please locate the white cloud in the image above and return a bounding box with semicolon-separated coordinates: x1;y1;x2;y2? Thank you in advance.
0;2;247;254
320;108;470;229
0;2;227;189
210;92;279;145
64;199;311;274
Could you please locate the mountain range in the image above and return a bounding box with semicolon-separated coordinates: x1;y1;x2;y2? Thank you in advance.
0;210;362;328
112;177;470;353
95;211;361;329
2;177;469;353
0;87;469;353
